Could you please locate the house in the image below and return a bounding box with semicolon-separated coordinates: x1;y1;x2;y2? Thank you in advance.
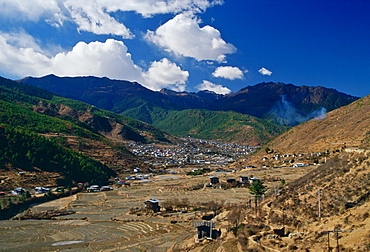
144;199;160;213
35;187;50;194
11;188;25;195
100;186;113;191
239;176;249;184
86;185;100;192
245;165;257;169
226;177;236;184
209;176;220;185
194;220;220;239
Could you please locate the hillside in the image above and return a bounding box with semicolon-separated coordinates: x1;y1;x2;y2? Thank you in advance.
221;95;370;251
148;109;288;145
262;94;370;155
0;76;179;190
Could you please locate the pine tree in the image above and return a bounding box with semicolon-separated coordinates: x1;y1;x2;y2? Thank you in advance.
249;180;267;215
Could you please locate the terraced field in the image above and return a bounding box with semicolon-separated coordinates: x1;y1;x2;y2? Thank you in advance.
0;167;314;251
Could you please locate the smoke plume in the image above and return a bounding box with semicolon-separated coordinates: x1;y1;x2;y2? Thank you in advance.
268;95;326;126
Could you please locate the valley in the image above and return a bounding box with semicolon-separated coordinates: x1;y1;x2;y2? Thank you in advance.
0;76;369;251
0;159;318;252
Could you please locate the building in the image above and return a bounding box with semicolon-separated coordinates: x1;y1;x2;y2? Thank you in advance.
144;199;160;213
209;176;220;185
239;175;249;184
226;177;236;184
194;220;220;239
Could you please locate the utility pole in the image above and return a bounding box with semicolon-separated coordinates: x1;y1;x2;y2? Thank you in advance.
336;231;339;252
318;188;321;221
322;229;350;252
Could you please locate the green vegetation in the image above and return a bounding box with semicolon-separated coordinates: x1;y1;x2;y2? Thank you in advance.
0;126;114;182
0;76;151;182
144;109;288;144
249;180;267;215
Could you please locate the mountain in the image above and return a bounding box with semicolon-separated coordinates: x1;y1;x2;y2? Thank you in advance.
19;75;286;144
20;76;358;128
208;82;359;126
0;76;178;190
20;75;182;124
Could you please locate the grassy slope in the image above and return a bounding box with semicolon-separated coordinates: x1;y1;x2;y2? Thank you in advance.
149;109;288;146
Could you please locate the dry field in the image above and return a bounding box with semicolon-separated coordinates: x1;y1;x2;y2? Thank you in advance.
0;165;315;252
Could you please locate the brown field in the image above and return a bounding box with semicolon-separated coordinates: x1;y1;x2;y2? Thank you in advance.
0;165;315;252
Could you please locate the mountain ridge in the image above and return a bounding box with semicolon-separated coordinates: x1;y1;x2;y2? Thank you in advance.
19;75;359;144
0;76;179;190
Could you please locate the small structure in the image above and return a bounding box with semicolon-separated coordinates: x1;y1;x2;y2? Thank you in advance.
35;187;50;194
144;199;160;213
86;185;100;192
239;175;249;184
100;186;113;191
273;227;285;237
11;188;25;195
209;176;220;185
194;220;220;239
226;177;236;184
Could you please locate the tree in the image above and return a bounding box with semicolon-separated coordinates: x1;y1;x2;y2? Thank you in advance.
249;180;267;215
280;178;286;188
228;205;245;236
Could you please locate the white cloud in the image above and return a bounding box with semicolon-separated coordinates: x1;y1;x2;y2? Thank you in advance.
258;67;272;76
0;34;189;91
0;0;62;23
0;0;223;37
145;13;236;62
196;80;231;94
212;66;244;80
102;0;223;17
64;1;133;38
144;58;189;91
51;39;144;80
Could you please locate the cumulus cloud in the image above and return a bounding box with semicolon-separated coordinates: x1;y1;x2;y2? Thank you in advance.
0;0;63;23
212;66;244;80
0;0;223;37
196;80;231;94
143;58;189;91
145;13;236;62
258;67;272;76
0;35;189;91
64;1;133;38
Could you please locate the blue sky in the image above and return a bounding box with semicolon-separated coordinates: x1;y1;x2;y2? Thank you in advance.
0;0;369;97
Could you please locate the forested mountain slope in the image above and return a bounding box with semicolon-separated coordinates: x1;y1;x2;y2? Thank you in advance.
0;76;178;190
